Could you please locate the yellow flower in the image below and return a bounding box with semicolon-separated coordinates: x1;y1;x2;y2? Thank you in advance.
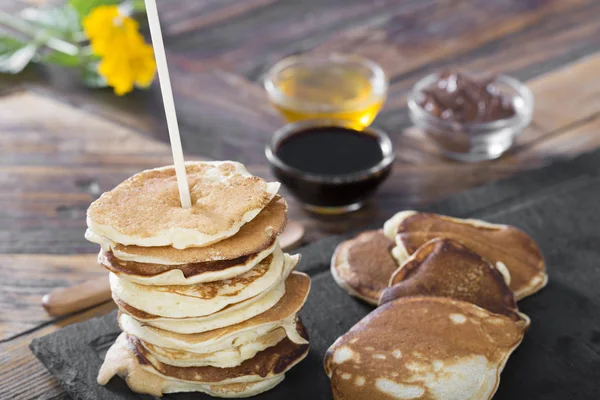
83;5;156;95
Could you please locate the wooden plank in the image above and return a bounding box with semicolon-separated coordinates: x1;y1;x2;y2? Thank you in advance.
161;0;417;69
162;0;585;77
0;91;179;255
0;302;115;400
523;52;600;140
311;0;586;81
159;0;278;37
0;254;108;341
0;92;169;157
512;115;600;163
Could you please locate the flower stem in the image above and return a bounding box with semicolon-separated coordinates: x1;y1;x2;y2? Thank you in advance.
0;11;79;56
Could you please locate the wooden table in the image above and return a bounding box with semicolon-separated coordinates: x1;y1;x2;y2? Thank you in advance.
2;0;600;398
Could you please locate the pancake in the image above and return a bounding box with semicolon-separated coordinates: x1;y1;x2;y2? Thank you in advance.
118;272;311;353
379;238;528;328
324;296;524;400
86;197;288;265
110;250;294;318
383;211;547;300
131;320;309;384
87;161;280;249
98;240;279;285
115;277;286;334
98;333;286;398
331;230;398;305
140;328;288;368
115;282;284;334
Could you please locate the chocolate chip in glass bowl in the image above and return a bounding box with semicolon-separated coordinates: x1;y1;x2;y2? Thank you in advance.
408;71;534;162
418;71;516;124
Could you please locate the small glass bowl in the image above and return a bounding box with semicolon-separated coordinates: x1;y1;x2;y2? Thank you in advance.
263;53;388;129
408;73;534;162
265;119;395;215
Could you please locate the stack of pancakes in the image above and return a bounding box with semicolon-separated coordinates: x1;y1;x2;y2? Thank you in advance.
327;210;548;399
86;161;310;398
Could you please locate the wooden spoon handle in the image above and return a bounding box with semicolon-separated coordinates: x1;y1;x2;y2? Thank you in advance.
42;275;111;317
42;221;305;317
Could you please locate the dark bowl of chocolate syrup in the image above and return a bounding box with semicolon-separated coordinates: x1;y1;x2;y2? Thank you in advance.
265;120;394;214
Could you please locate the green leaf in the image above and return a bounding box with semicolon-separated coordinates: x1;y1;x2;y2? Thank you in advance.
41;50;82;67
19;6;81;40
0;36;27;53
69;0;119;20
131;0;146;13
81;62;107;88
0;36;37;74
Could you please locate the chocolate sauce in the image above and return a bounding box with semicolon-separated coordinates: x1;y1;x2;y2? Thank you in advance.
419;71;515;123
275;127;384;175
269;126;392;210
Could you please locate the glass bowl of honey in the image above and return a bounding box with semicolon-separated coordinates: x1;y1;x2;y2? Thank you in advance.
263;53;388;129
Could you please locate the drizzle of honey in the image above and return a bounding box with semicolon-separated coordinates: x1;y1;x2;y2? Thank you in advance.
272;65;384;129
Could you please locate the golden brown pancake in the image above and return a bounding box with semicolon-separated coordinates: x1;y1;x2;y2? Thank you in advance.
100;249;257;277
89;196;287;265
379;238;527;328
139;328;288;368
131;320;309;383
119;252;272;297
324;297;524;400
384;211;547;300
87;161;280;249
109;251;295;319
331;230;399;305
98;333;286;397
118;272;311;350
112;252;296;324
115;297;161;320
113;276;284;326
111;276;286;335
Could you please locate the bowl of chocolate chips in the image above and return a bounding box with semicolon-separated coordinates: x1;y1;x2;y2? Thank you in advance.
408;71;534;162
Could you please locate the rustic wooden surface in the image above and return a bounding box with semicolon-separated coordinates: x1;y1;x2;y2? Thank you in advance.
2;0;600;398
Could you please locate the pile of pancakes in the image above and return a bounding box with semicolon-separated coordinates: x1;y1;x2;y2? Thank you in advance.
327;210;548;399
86;161;310;398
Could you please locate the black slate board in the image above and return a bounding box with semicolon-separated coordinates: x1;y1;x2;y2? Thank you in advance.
31;150;600;400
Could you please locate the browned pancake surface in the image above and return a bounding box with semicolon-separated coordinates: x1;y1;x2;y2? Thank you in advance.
331;230;398;305
380;239;523;324
101;250;252;277
116;297;160;320
140;328;287;363
98;333;285;397
120;272;310;343
324;297;523;400
88;162;276;240
395;212;546;300
131;320;309;382
110;197;287;264
115;287;270;321
148;253;274;299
